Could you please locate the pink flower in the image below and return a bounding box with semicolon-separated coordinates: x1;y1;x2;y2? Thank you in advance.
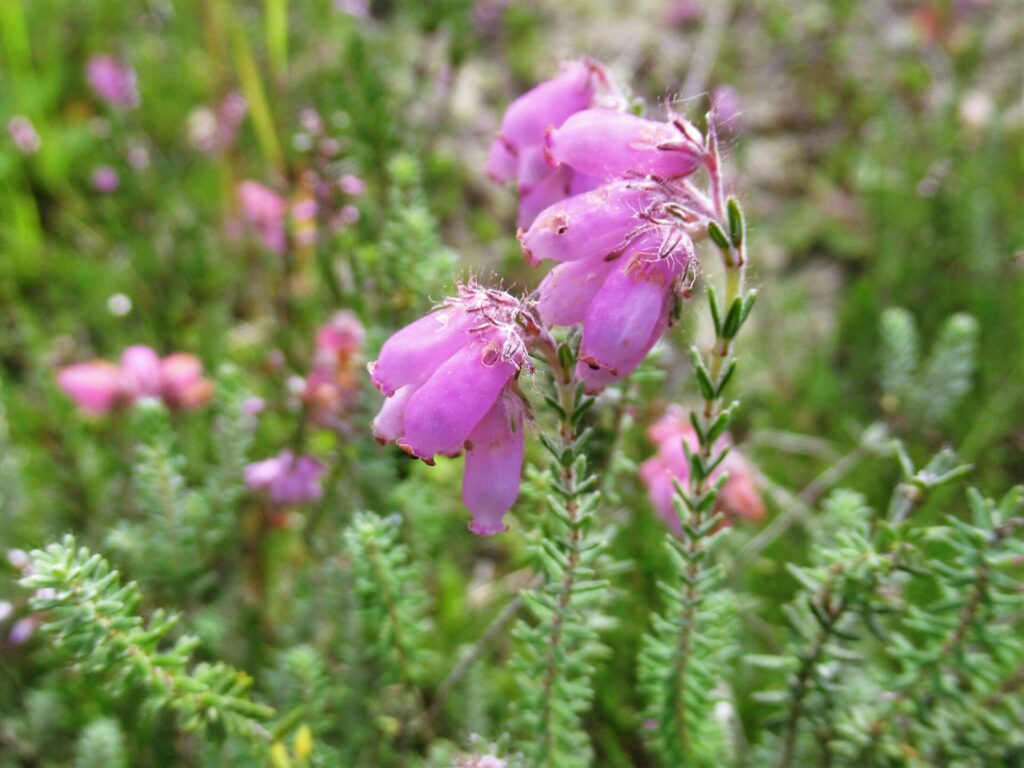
57;346;213;414
305;311;365;428
545;109;703;181
8;115;40;154
57;360;126;414
91;166;120;193
485;59;624;228
369;283;533;534
711;85;742;133
86;55;139;109
245;451;325;505
238;180;287;254
639;406;765;534
339;174;366;196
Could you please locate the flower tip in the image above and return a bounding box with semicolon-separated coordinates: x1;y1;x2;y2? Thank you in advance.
468;519;508;536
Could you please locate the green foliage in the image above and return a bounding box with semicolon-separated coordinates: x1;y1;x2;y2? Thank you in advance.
510;347;610;768
73;718;127;768
880;308;979;428
19;537;274;745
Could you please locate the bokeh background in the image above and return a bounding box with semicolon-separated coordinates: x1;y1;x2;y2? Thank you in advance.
1;0;1022;765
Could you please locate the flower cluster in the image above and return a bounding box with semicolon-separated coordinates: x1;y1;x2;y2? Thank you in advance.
492;59;711;391
370;283;532;535
57;345;213;415
639;406;764;534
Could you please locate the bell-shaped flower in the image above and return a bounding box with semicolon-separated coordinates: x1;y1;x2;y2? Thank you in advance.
546;109;703;181
369;283;533;534
305;311;365;428
56;361;126;414
639;406;765;534
485;59;624;229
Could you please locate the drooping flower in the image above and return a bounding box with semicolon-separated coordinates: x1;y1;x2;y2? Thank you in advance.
238;180;287;254
485;59;625;228
639;406;765;534
57;346;213;414
245;451;325;505
86;55;140;109
369;283;533;534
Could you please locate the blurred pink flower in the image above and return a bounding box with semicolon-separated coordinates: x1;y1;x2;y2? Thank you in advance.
339;174;366;196
245;451;325;505
238;180;287;253
91;166;120;193
8;115;40;154
334;0;369;17
711;85;742;132
57;346;213;414
640;406;765;534
8;616;37;646
86;55;139;109
305;311;365;428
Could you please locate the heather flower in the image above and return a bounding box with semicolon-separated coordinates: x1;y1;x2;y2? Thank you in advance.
304;311;365;428
245;451;325;505
86;55;139;109
91;166;120;193
485;59;624;228
238;180;287;253
369;283;532;534
339;174;366;196
8;115;40;154
57;345;213;414
545;109;703;181
189;92;247;152
640;406;765;534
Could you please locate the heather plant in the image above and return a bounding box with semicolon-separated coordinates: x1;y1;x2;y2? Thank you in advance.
2;3;1023;768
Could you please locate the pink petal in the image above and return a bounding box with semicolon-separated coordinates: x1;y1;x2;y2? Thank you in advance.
519;181;649;266
639;456;683;536
497;60;600;153
463;393;525;535
372;384;413;443
516;167;573;230
546;109;702;180
576;247;678;389
485;135;518;182
401;338;516;459
369;308;474;397
535;256;618;327
120;345;163;398
56;361;125;414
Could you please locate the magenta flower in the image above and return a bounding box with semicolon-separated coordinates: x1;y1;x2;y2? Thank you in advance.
369;283;533;534
238;180;287;254
485;59;624;228
639;406;765;534
245;451;325;505
8;116;40;155
86;55;139;110
545;109;703;181
91;166;120;194
57;346;213;414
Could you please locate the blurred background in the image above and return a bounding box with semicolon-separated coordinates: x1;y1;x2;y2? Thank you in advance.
0;0;1022;765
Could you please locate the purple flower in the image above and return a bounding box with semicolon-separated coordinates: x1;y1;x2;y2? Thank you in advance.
485;59;624;229
245;451;325;505
370;283;533;534
86;55;139;109
238;180;287;253
8;115;40;154
545;109;703;181
711;85;742;133
91;166;120;193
